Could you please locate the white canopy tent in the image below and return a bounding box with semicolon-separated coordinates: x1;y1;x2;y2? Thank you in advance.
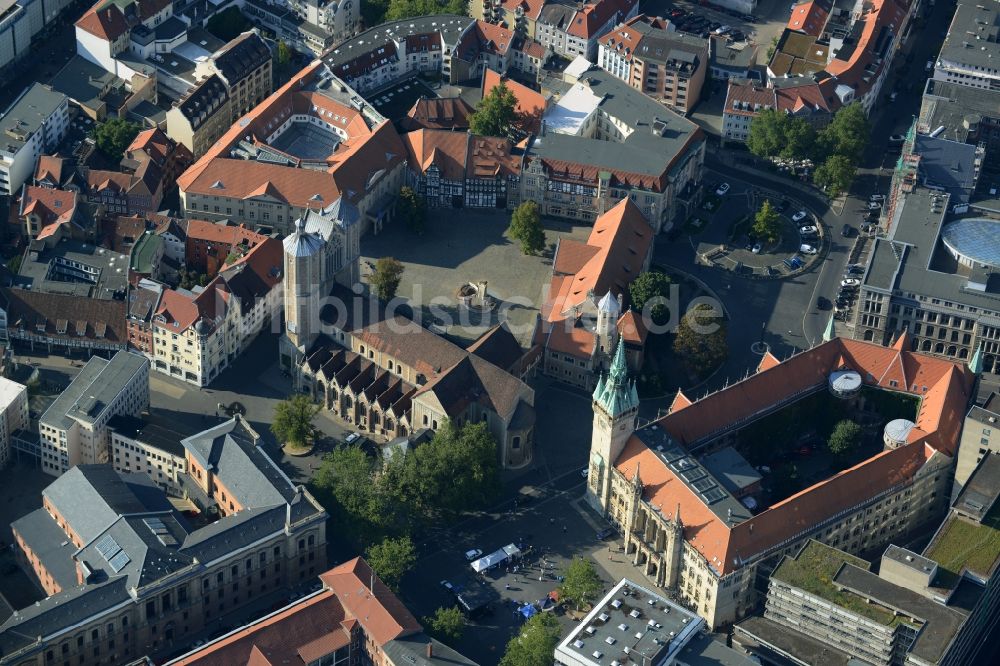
502;543;521;559
471;549;508;573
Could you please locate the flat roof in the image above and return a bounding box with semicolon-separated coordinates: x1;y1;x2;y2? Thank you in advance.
882;544;938;577
545;81;603;135
50;56;121;109
107;414;197;458
734;615;853;666
833;564;969;664
700;446;762;494
0;83;66;155
40;351;146;431
924;497;1000;584
954;452;1000;522
939;1;1000;71
0;376;25;409
16;238;130;299
772;540;900;626
555;579;705;666
920;78;1000;144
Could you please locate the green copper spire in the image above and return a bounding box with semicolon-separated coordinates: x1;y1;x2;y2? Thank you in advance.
594;341;639;417
822;315;836;343
970;344;984;375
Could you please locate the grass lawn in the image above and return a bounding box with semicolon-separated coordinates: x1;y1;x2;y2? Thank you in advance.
924;502;1000;588
774;541;902;626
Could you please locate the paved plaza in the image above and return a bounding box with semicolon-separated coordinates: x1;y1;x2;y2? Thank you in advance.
362;209;592;345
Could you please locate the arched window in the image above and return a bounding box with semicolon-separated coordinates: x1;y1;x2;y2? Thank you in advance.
512;436;521;449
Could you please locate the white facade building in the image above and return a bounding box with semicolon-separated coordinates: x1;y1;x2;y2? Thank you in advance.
0;83;69;196
38;351;150;476
0;376;28;469
108;415;187;495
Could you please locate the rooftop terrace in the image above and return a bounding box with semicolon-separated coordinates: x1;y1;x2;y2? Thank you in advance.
772;540;900;626
924;499;1000;587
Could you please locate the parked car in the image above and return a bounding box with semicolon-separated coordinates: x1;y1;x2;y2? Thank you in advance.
792;210;809;222
440;579;454;591
799;244;818;255
799;224;817;234
464;548;483;562
867;201;882;211
716;182;730;195
842;223;854;237
842;278;861;287
870;194;885;202
752;242;762;254
345;432;362;444
845;265;864;275
597;527;616;540
816;296;831;310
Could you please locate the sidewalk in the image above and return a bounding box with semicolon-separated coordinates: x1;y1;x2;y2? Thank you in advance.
568;496;663;592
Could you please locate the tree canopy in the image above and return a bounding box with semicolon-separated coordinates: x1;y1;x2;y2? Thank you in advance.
814;154;857;197
470;81;520;139
828;419;862;456
206;6;250;41
426;606;466;643
396;186;427;233
819;103;870;163
559;557;604;611
92;118;141;162
629;271;672;326
270;394;319;450
508;201;546;255
752;200;781;245
499;612;562;666
385;0;466;21
276;40;292;66
673;303;727;377
370;257;405;302
366;535;416;591
747;110;814;160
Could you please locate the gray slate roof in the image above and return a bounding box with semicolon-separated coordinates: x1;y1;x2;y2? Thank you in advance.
939;1;1000;71
11;509;79;591
913;134;979;205
39;351;147;431
0;83;66;154
180;416;297;509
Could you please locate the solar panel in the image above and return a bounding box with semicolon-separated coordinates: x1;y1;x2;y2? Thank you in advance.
95;535;121;560
702;488;727;504
692;478;717;492
680;468;707;483
108;551;131;573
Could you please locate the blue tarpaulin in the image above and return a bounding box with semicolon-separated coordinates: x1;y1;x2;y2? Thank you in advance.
519;604;538;619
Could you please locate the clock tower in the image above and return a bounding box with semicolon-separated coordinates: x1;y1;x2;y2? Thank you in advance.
586;340;639;514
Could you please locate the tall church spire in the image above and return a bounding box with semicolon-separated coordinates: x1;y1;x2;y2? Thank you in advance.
594;341;639;417
822;315;836;343
970;344;984;375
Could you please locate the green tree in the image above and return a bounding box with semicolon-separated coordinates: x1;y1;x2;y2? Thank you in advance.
426;606;466;643
819;103;870;162
399;420;501;516
396;186;427;233
470;80;519;139
366;535;416;591
752;199;781;245
276;40;292;66
781;117;816;160
673;303;727;377
629;271;672;325
312;447;406;540
559;557;603;611
270;393;319;450
828;419;862;456
814;154;857;197
746;109;787;159
370;257;405;302
499;612;562;666
508;201;546;255
92;118;141;162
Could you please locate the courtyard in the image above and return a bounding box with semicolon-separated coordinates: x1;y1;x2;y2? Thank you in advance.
361;208;592;346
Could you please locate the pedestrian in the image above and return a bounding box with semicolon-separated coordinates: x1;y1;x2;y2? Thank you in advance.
539;575;543;582
562;526;567;533
505;583;510;590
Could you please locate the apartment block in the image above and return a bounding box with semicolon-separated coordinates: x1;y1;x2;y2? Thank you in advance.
934;0;1000;91
0;376;28;470
954;394;1000;499
3;415;328;666
37;350;150;476
598;16;709;114
0;83;69;196
107;415;190;495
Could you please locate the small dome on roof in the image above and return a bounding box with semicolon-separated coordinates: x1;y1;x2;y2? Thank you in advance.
598;290;620;314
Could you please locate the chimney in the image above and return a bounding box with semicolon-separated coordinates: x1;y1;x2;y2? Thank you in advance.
427;643;433;659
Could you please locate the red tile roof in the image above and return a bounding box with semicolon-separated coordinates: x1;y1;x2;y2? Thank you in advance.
617;310;647;345
474;20;515;56
401;96;475;131
613;337;973;575
402;130;471;180
320;557;422;646
499;0;546;21
787;0;831;36
20;186;77;239
76;4;128;40
34;156;67;186
482;69;546;134
566;0;638;39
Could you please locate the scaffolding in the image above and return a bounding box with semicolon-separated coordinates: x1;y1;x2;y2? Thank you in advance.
881;119;920;237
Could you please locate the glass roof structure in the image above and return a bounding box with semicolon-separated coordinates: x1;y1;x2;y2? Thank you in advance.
941;218;1000;269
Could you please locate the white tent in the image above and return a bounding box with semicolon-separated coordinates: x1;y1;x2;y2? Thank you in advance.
502;543;521;559
471;549;508;573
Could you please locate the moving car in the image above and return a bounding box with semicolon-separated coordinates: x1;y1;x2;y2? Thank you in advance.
716;182;730;196
799;225;818;234
799;244;817;255
464;549;483;562
792;210;809;222
841;278;861;287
